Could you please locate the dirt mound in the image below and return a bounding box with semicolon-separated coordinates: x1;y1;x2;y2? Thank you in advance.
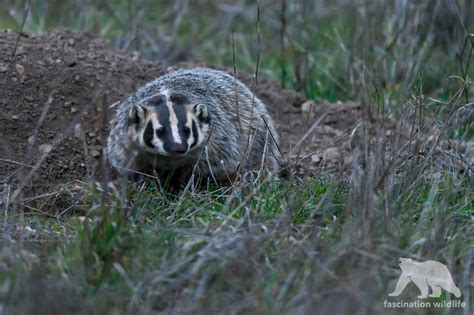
0;28;364;209
0;28;164;202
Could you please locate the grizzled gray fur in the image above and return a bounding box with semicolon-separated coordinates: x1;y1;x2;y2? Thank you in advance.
106;68;281;183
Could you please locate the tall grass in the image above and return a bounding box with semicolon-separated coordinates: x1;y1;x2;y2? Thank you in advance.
1;0;472;102
2;87;471;313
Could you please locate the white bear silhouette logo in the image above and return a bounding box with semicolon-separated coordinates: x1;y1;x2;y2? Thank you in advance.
389;258;461;299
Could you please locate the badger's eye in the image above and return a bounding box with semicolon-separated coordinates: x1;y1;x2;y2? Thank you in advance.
183;126;191;136
156;128;166;137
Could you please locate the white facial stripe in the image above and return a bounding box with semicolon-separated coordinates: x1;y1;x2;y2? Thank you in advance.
186;112;195;147
148;111;161;128
165;94;182;144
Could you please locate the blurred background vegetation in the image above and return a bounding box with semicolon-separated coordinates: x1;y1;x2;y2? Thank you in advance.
1;0;472;103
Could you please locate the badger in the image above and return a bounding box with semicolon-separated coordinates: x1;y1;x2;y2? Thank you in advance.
106;68;281;185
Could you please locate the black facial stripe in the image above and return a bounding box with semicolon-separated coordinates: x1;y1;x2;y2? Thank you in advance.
169;93;187;105
156;127;165;138
132;109;140;126
156;103;170;128
172;104;190;150
143;121;155;148
148;94;165;106
162;133;176;152
155;104;173;149
173;103;187;126
190;119;199;148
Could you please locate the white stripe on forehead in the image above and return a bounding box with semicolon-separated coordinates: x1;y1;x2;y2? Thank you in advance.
186;111;195;147
162;90;182;144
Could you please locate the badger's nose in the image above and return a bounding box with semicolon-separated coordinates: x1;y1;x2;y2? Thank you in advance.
169;143;187;154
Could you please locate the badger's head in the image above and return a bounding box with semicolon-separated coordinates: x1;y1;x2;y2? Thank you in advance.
128;93;211;157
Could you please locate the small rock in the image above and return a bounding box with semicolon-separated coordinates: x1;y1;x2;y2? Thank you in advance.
66;58;77;67
24;95;33;102
323;147;341;164
28;135;35;145
39;144;53;154
74;123;82;138
343;155;354;166
74;75;80;82
311;155;321;164
11;115;18;120
322;125;343;137
70;106;79;114
131;51;140;61
0;63;7;73
16;46;24;56
15;64;25;75
25;226;36;234
90;150;100;158
301;100;316;118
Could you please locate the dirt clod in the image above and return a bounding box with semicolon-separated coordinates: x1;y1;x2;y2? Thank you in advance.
15;64;25;75
38;144;53;154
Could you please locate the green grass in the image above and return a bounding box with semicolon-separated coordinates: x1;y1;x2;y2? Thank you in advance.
1;1;472;103
1;172;471;313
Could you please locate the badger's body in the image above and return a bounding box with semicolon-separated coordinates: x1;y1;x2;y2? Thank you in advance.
106;68;281;184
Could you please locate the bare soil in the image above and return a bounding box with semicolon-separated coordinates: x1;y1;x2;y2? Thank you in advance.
0;28;367;210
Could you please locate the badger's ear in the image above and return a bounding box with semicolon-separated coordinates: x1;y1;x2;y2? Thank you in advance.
128;105;146;127
193;104;210;123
